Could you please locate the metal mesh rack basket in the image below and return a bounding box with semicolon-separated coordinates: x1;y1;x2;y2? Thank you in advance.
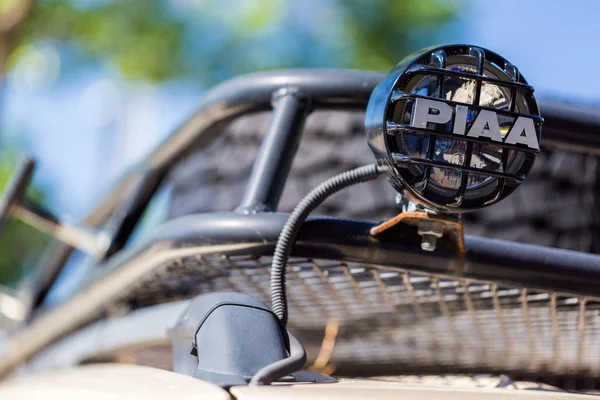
119;251;600;380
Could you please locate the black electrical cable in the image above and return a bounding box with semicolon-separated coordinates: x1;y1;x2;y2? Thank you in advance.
270;164;382;327
249;332;307;386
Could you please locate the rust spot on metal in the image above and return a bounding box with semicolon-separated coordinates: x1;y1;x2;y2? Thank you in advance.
370;212;465;273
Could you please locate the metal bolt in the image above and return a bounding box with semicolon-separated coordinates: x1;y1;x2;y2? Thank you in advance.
421;234;438;251
418;220;445;252
395;193;403;205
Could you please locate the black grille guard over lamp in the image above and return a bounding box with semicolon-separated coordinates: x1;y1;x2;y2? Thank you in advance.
366;45;542;212
1;45;600;386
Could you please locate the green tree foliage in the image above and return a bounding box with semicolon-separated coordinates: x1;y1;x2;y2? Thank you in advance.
341;0;459;71
14;0;186;81
0;0;32;78
10;0;459;84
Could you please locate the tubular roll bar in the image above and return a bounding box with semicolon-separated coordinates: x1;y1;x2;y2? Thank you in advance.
34;69;385;302
82;70;600;230
8;69;599;378
34;69;600;305
85;69;384;227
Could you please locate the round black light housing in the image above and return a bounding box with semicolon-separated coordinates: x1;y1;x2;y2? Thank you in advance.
365;44;542;212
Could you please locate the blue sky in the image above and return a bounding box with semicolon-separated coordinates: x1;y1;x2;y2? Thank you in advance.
460;0;600;103
3;0;600;219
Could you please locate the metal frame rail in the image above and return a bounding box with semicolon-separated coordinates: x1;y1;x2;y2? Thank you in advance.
3;69;600;378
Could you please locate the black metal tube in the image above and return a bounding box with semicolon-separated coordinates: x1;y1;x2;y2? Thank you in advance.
539;100;600;156
0;157;34;235
83;70;384;227
463;235;600;296
100;168;165;260
38;69;384;306
148;212;600;299
237;89;308;213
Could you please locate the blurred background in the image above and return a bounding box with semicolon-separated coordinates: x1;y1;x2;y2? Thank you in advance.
0;0;598;291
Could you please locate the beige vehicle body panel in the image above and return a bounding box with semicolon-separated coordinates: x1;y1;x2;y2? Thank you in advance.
0;364;596;400
0;364;230;400
231;381;595;400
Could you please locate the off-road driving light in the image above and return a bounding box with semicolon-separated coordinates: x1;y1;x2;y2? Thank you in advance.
365;44;543;212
